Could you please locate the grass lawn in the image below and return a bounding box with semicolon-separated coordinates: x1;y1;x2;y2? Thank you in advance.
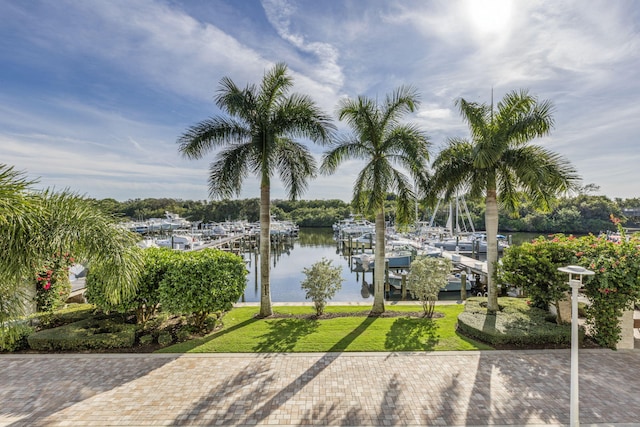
158;304;493;353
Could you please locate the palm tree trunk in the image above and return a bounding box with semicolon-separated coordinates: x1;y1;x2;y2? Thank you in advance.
485;189;499;313
259;179;272;317
371;209;386;314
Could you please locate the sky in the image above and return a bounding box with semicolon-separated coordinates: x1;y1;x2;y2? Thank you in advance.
1;0;639;202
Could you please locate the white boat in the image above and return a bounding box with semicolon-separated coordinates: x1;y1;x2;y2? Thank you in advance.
343;232;375;249
333;214;375;236
156;234;195;250
351;248;413;271
127;211;192;234
387;271;474;293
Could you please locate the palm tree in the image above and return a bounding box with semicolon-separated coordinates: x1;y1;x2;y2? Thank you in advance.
178;63;334;317
430;89;579;312
321;86;431;314
0;164;143;344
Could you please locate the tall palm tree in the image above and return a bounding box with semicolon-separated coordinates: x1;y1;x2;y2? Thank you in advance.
178;63;334;317
0;164;143;343
430;89;579;312
322;86;431;314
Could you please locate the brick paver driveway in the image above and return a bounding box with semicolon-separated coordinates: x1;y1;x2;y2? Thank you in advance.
1;350;639;426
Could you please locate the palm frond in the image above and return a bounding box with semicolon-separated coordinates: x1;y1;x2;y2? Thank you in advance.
381;85;420;126
320;137;371;174
273;92;336;144
208;143;254;199
177;117;250;159
430;138;475;199
275;139;317;200
258;62;292;113
455;98;491;141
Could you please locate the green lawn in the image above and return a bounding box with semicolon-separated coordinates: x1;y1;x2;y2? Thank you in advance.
158;304;493;353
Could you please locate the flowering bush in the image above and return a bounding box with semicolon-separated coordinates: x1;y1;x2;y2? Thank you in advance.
498;219;640;349
35;252;74;312
573;230;640;349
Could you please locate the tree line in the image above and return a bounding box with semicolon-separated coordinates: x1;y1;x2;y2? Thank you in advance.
93;192;639;234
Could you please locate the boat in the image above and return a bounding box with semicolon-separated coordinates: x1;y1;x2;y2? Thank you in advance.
432;234;508;253
443;273;475;292
351;248;413;271
333;214;375;237
343;232;375;249
156;234;196;250
387;271;474;294
127;211;192;234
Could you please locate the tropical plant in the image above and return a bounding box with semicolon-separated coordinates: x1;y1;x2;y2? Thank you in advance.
0;164;144;342
498;222;640;349
429;89;579;312
34;252;75;312
177;63;334;317
321;86;431;314
407;256;452;317
300;258;344;316
498;236;577;323
158;249;247;330
86;247;173;323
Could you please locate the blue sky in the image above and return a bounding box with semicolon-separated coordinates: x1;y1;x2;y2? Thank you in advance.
1;0;639;202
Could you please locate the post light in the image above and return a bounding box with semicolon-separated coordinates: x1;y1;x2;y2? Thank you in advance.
558;265;595;427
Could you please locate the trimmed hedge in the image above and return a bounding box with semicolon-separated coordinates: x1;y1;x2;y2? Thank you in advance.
457;297;579;347
1;323;34;352
31;303;96;328
27;317;135;351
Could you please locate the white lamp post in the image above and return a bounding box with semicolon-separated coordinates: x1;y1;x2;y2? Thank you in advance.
558;265;594;427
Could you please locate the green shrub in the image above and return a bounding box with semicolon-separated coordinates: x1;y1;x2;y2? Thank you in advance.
457;298;576;347
86;247;174;323
32;303;96;328
0;323;34;352
159;249;247;330
300;258;344;315
139;334;154;345
498;228;640;349
408;257;452;317
497;237;576;321
157;331;173;346
27;317;136;351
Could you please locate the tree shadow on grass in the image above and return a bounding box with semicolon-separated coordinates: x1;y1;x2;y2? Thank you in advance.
384;316;439;351
158;316;260;352
252;318;320;352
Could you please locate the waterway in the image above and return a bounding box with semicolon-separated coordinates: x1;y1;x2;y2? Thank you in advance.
240;228;544;303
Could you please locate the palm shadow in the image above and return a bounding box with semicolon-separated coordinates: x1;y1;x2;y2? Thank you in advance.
1;354;179;427
159;316;260;352
384;316;439;351
171;314;379;425
304;373;404;425
252;318;320;352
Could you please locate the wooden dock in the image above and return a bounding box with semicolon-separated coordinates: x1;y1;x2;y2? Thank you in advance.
192;233;257;252
439;250;488;276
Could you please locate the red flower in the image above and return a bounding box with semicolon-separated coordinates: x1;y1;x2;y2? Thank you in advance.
43;282;51;290
576;251;584;257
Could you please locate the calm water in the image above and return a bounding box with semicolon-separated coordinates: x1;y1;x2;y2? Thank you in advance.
241;228;373;303
240;229;544;303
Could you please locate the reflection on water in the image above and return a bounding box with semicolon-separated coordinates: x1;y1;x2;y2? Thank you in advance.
241;229;541;303
242;228;374;303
